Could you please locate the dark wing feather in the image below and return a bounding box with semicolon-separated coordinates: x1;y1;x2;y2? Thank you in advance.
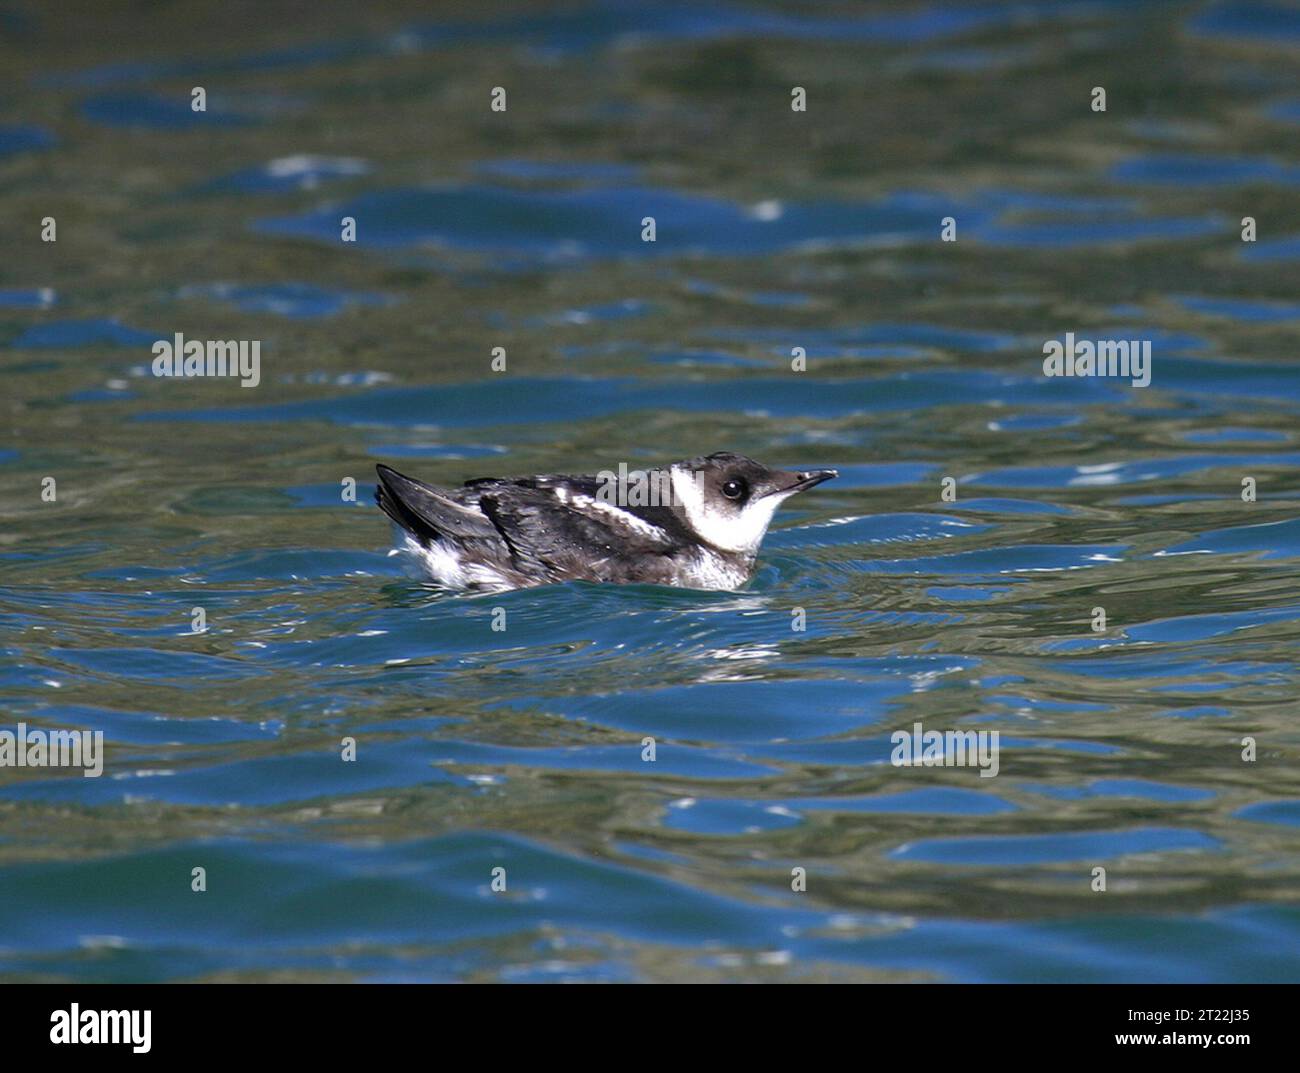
375;464;500;544
477;484;675;583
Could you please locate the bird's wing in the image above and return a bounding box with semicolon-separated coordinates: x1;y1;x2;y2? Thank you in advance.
476;482;673;580
375;464;500;543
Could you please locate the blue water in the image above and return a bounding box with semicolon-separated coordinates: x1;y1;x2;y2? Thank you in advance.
2;0;1300;983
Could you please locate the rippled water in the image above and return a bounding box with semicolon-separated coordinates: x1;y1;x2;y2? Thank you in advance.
3;0;1300;982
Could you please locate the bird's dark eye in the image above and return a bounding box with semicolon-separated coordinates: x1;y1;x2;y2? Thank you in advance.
722;478;747;501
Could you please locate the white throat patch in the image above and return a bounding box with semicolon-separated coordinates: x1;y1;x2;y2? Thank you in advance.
669;465;788;555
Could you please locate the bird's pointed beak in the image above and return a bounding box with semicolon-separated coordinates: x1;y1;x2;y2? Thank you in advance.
768;468;839;496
